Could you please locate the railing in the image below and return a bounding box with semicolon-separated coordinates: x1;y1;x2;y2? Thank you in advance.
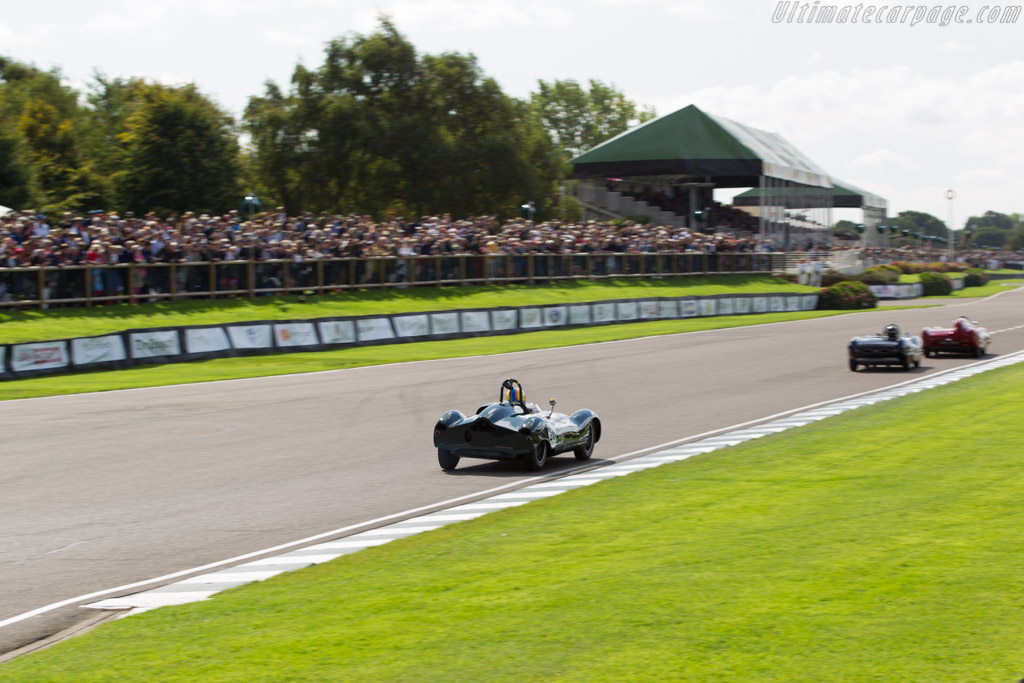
0;252;781;310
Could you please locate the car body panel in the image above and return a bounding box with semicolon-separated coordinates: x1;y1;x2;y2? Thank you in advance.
848;331;923;370
922;317;991;357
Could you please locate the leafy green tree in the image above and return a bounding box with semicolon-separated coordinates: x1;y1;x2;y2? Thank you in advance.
244;17;563;219
119;83;241;215
969;226;1008;249
531;79;655;158
888;210;948;238
0;56;105;212
966;210;1014;232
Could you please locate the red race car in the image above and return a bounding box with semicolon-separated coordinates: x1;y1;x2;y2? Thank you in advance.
921;316;991;358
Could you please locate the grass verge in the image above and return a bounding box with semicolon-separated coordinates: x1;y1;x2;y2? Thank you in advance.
6;362;1024;681
0;310;859;400
0;275;817;345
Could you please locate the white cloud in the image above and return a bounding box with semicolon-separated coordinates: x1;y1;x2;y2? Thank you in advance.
942;40;973;53
352;0;573;33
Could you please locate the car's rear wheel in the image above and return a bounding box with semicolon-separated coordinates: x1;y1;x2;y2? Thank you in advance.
901;356;910;371
438;448;460;471
913;357;921;368
523;441;548;472
574;428;595;461
849;359;858;372
974;346;983;358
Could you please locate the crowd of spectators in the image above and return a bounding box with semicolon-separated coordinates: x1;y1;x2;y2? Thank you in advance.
1;207;771;271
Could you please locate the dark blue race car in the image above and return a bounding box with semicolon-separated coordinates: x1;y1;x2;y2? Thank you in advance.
433;379;601;472
849;323;924;372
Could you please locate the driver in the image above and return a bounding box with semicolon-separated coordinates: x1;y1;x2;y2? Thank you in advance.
501;379;539;414
884;323;901;341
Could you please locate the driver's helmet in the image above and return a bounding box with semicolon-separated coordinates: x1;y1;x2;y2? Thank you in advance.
884;323;901;341
501;379;524;404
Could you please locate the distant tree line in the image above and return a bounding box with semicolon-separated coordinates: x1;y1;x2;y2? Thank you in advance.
835;209;1024;251
0;18;654;221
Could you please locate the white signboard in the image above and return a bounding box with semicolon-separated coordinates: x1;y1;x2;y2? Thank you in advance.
616;301;638;320
680;300;699;318
717;298;735;316
491;310;518;331
461;311;491;334
72;335;127;366
392;315;430;338
735;297;752;315
185;327;231;354
770;296;785;312
131;331;180;359
356;318;394;342
753;297;769;313
592;303;615;323
658;301;679;319
318;320;356;345
700;299;717;317
11;340;69;373
569;305;591;325
544;306;568;326
519;308;542;329
228;324;273;350
0;346;5;373
430;312;460;336
275;322;319;347
785;296;800;312
638;301;659;319
802;294;819;310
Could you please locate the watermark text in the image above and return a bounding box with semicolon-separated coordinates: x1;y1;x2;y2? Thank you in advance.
772;2;1021;25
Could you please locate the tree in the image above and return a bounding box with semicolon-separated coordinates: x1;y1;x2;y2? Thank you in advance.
243;17;563;219
0;56;105;212
888;210;948;238
119;83;241;215
531;79;656;159
966;210;1014;232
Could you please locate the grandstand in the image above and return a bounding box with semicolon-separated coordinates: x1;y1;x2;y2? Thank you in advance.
569;104;886;250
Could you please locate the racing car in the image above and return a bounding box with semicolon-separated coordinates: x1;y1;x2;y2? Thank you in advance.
921;316;991;358
433;378;601;472
848;323;924;372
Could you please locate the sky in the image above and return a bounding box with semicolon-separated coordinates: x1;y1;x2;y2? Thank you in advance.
3;0;1022;227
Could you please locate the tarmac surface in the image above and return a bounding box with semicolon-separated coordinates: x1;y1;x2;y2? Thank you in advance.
2;287;1022;657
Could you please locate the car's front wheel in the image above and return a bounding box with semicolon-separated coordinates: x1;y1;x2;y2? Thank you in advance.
574;428;595;461
438;448;460;472
523;441;548;472
849;359;858;372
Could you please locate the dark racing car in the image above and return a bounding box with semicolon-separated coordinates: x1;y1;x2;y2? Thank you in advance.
848;323;924;372
433;378;601;472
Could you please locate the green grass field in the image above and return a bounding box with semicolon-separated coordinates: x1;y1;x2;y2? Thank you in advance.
5;361;1023;681
0;275;817;345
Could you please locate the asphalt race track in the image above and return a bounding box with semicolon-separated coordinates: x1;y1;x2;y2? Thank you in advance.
2;287;1022;656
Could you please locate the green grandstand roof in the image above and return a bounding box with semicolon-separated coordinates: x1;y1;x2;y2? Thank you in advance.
733;180;887;210
570;104;831;188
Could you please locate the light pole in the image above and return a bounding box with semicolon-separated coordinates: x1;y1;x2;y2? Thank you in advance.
945;189;956;261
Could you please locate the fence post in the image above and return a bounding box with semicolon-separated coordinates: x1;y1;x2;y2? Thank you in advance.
527;254;534;285
36;268;46;309
247;260;256;298
209;262;217;299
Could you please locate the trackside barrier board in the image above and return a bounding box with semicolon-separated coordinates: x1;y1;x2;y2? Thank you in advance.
3;293;818;380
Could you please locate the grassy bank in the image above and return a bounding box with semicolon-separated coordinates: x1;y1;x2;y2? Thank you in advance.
0;275;814;344
6;362;1023;681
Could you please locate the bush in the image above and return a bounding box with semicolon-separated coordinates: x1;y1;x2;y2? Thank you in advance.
860;265;900;285
817;280;877;310
919;271;953;296
820;269;850;287
964;268;989;287
890;260;926;274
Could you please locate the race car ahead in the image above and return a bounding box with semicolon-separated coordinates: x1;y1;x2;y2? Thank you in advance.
433;378;601;472
921;316;991;358
848;323;924;372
